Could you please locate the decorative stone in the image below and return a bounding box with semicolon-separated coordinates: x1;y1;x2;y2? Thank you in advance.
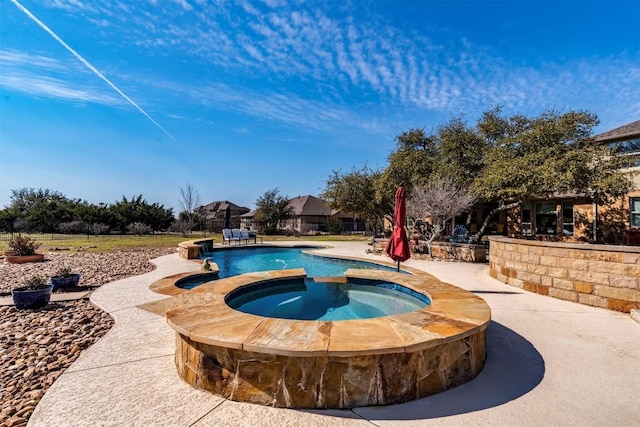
166;269;490;408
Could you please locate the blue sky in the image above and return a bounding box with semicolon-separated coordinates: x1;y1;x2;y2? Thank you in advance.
1;0;639;215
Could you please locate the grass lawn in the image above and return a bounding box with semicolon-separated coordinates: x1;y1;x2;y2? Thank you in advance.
0;232;371;253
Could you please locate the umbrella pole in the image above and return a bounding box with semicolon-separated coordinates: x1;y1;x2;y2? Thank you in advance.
397;260;400;272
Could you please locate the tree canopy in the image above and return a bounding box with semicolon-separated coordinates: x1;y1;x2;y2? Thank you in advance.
321;165;392;235
254;188;293;233
0;188;175;234
328;108;635;242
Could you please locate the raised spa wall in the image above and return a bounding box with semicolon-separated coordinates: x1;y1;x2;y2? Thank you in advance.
489;236;640;312
178;239;214;260
159;268;491;409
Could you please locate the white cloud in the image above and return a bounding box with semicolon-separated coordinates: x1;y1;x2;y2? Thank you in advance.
12;0;640;132
0;72;122;105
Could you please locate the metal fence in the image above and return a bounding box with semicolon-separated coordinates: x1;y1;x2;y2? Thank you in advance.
0;232;76;241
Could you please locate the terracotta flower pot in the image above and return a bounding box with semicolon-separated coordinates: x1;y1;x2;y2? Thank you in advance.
4;254;46;264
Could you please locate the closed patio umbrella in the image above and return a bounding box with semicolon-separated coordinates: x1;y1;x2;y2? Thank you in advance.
385;186;411;271
223;205;231;230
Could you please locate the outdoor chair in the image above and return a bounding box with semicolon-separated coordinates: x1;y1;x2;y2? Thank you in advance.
450;224;470;244
222;228;239;245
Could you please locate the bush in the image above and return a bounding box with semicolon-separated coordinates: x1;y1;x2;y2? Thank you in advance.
92;223;110;235
127;222;153;235
58;221;90;234
170;219;195;237
53;266;73;278
283;228;301;237
19;275;48;290
8;234;41;256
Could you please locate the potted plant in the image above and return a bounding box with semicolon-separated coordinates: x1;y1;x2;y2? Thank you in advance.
4;234;45;264
50;266;81;289
12;275;53;309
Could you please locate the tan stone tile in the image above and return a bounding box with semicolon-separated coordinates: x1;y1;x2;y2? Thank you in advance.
243;318;330;356
426;298;491;326
329;318;404;356
191;317;264;349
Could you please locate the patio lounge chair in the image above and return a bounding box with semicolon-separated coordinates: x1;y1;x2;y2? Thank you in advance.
222;228;239;245
234;229;263;245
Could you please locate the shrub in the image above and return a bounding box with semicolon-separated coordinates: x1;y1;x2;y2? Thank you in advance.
8;234;41;256
54;266;73;278
283;228;301;237
58;221;89;234
325;217;343;235
170;219;195;237
127;222;153;235
92;223;110;235
19;275;48;290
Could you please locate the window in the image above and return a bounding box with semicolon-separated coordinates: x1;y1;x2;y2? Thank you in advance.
630;198;640;227
610;138;640;167
521;204;532;236
562;201;574;236
535;202;557;235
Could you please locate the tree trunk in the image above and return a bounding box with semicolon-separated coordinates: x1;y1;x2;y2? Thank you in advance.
471;200;522;243
465;211;473;228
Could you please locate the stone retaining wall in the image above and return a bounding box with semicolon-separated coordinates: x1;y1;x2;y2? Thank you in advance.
489;236;640;312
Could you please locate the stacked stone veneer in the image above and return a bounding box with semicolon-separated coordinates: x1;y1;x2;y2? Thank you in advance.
162;268;491;409
489;236;640;313
174;331;486;408
178;238;214;259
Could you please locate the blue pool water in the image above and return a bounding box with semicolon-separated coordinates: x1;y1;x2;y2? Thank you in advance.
198;246;399;281
226;279;429;321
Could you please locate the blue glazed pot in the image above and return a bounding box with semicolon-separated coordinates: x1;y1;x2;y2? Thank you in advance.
11;284;53;310
51;274;81;289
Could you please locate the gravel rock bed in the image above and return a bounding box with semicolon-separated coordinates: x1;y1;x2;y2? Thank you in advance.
0;248;175;426
0;248;175;294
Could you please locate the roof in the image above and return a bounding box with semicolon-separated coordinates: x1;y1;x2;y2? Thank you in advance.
594;119;640;143
200;200;249;213
287;195;332;216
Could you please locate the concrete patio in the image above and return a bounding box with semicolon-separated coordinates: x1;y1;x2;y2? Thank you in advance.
28;241;640;427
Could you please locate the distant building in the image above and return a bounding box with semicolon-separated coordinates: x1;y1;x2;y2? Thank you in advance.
197;200;250;231
240;195;365;234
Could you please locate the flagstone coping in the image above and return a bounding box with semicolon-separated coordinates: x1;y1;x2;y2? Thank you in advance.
164;268;490;357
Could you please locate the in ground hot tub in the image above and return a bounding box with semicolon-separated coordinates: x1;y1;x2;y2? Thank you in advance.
165;268;491;408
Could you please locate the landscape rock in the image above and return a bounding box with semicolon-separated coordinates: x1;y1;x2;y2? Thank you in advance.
0;248;173;424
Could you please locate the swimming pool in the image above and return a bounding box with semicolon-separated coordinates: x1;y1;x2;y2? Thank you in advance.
196;246;398;282
226;278;430;321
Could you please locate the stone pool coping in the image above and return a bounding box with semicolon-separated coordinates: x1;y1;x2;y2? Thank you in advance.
158;268;490;358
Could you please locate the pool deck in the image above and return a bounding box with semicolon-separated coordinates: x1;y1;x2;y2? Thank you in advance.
28;241;640;427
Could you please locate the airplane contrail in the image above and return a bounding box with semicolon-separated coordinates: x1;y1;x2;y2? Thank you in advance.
11;0;176;140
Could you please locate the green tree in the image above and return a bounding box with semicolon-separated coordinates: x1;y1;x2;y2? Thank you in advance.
254;189;293;234
321;165;393;236
379;128;437;197
109;195;174;233
6;188;75;232
473;108;634;241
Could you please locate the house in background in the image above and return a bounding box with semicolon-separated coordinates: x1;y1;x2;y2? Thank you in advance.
506;119;640;244
240;195;365;234
197;200;250;231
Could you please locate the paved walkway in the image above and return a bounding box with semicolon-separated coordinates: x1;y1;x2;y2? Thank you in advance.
28;242;640;427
